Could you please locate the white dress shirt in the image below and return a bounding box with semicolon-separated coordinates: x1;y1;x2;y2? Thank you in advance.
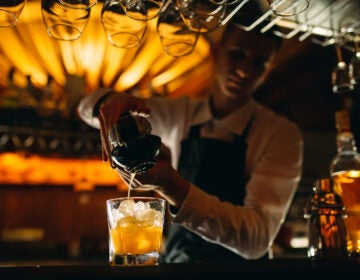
77;88;304;259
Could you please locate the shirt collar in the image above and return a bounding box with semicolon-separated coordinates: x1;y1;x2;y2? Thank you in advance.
190;97;213;126
194;97;257;136
222;98;257;136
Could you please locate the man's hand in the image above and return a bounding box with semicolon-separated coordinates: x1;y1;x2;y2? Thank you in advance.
97;92;150;165
97;92;190;208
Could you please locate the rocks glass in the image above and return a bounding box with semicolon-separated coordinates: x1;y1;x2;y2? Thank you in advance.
106;197;166;266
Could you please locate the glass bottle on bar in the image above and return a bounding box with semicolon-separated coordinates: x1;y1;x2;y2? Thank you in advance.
304;178;348;260
330;109;360;259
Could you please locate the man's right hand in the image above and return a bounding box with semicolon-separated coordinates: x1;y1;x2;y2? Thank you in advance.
97;91;151;164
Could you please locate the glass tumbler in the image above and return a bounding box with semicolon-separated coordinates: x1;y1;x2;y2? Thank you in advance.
0;0;27;28
101;0;147;48
266;0;310;17
41;0;91;41
106;196;166;266
157;0;199;57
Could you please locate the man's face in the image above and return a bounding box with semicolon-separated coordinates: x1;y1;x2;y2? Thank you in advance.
214;26;279;100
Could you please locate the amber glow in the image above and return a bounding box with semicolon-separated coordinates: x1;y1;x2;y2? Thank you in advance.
110;226;162;255
332;172;360;256
0;1;213;189
0;152;127;191
0;1;213;97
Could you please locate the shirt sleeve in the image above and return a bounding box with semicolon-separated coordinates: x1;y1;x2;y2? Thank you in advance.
77;88;113;129
171;119;303;260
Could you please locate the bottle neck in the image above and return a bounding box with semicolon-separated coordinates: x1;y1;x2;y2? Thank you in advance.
336;131;358;154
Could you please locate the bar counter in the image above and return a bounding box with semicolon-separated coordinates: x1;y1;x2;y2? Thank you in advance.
1;258;360;280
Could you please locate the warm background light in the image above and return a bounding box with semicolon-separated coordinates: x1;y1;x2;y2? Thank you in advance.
0;0;213;98
0;152;126;191
0;0;214;190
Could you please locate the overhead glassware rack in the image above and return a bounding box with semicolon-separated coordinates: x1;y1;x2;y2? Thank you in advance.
2;0;360;49
224;0;360;50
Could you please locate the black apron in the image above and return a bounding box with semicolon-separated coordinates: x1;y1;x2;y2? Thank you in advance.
163;118;253;263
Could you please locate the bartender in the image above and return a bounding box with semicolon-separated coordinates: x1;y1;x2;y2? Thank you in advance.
77;18;303;263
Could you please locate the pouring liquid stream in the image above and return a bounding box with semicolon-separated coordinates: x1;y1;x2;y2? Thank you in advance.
127;172;136;198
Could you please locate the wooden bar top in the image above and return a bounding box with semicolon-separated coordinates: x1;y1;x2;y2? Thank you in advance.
1;258;360;280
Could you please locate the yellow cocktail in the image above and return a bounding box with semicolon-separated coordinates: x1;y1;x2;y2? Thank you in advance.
110;224;163;254
106;197;165;266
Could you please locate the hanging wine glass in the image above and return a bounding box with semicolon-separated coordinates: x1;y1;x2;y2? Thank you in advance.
267;0;310;17
177;0;226;34
41;0;91;41
120;0;164;21
157;0;199;57
101;0;147;48
332;45;354;94
59;0;97;9
349;41;360;85
208;0;240;6
0;0;27;28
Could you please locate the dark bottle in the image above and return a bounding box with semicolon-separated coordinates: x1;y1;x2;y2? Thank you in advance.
109;112;161;174
304;178;348;260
